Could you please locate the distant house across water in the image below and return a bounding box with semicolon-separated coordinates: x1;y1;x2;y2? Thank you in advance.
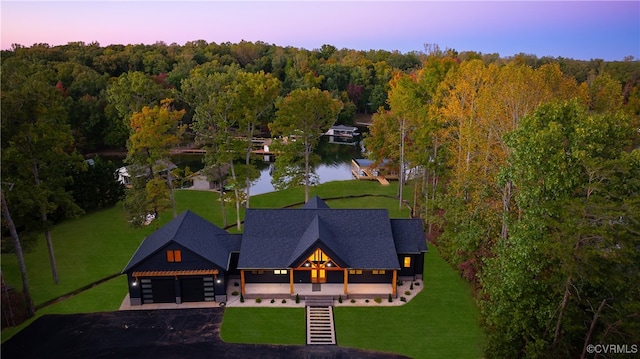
326;125;359;138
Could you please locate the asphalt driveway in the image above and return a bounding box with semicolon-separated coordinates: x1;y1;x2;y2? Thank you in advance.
1;308;409;359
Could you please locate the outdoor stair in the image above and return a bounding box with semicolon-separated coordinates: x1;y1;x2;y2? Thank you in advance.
306;306;336;345
305;296;334;307
376;176;390;185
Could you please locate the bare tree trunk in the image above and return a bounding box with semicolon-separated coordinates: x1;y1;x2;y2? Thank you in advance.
245;124;253;209
501;180;512;240
412;173;419;218
399;118;405;210
1;190;35;318
165;159;177;218
427;138;438;235
43;226;59;284
33;163;59;284
229;161;242;231
423;166;429;223
581;299;607;359
217;166;228;228
304;141;311;203
553;276;572;350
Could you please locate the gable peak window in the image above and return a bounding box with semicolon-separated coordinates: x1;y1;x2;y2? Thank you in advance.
299;248;340;269
167;250;182;262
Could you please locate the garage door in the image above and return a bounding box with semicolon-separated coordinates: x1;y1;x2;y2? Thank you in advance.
181;277;205;302
181;276;216;302
141;278;175;304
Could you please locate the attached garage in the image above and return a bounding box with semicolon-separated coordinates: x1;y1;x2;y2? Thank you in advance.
140;278;175;304
181;277;206;302
122;210;241;306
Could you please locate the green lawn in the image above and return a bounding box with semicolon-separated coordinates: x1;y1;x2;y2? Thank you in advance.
333;246;484;359
221;308;306;345
1;179;483;358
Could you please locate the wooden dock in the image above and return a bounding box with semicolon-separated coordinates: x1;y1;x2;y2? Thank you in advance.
351;159;398;185
376;176;389;185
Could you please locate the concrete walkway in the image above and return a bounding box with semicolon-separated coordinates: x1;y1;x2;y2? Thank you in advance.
307;306;336;345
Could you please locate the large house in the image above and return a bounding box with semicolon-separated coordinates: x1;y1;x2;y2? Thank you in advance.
122;196;427;305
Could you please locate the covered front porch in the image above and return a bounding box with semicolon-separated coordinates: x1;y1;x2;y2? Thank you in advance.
234;278;397;300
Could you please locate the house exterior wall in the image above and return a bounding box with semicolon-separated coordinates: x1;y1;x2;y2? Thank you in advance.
192;176;214;190
327;270;343;283
414;253;425;278
228;252;240;276
294;270;308;283
241;268;394;285
130;243;217;272
125;243;227;305
347;270;393;283
397;253;425;278
244;270;289;283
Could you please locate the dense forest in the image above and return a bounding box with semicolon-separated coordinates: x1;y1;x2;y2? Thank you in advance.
2;40;639;357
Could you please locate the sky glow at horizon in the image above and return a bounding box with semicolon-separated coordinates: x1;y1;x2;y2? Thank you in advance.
1;1;638;61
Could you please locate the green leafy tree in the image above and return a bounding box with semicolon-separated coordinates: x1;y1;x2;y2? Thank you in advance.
71;157;125;211
183;67;245;230
481;100;639;358
270;88;342;202
1;58;84;284
106;71;171;146
124;99;185;225
235;71;282;207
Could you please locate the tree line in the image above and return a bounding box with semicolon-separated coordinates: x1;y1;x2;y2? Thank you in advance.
2;39;639;344
366;54;639;357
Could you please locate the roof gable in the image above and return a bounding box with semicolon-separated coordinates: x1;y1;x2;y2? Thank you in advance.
288;216;347;267
390;219;427;253
301;196;331;209
122;210;235;272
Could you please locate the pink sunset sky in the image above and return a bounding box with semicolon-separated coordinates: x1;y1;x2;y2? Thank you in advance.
1;1;638;61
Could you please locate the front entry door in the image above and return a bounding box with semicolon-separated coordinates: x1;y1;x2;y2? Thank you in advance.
311;269;326;283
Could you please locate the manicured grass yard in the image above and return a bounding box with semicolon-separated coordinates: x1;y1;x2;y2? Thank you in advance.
333;245;484;359
1;180;483;358
221;308;306;345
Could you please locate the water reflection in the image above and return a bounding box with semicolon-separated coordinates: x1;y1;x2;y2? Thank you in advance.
171;135;365;196
251;162;355;196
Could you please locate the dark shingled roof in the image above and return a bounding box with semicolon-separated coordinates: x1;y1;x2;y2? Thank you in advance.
122;210;239;273
238;208;401;269
302;195;331;209
288;216;348;267
390;219;428;253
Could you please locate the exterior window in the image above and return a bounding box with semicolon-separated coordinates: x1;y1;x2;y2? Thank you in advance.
251;270;265;274
166;250;182;262
349;269;363;275
404;256;411;268
274;269;288;275
372;270;386;275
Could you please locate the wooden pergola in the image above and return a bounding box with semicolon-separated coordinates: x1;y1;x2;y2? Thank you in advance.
132;269;219;280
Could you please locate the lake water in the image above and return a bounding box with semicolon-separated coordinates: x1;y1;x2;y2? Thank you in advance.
249;161;355;196
172;135;365;196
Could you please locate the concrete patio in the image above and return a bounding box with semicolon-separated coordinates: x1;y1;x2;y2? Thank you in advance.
236;282;395;299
